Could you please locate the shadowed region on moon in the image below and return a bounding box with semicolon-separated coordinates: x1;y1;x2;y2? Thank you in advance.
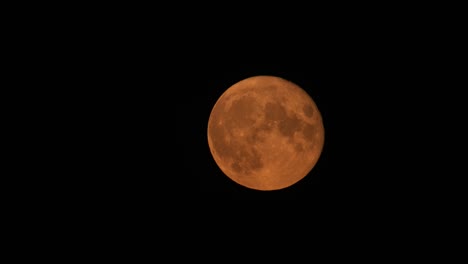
303;104;314;117
265;101;287;121
207;75;324;191
209;96;265;177
278;113;301;138
226;96;258;128
264;101;304;138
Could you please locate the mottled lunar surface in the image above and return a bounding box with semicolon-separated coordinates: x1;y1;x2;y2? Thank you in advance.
207;75;325;191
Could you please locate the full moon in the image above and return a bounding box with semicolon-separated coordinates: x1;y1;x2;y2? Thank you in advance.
207;75;325;191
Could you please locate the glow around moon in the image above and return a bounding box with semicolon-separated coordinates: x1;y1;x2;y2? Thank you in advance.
207;75;324;191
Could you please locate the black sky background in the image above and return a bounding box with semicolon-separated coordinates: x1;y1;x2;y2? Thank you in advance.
171;28;454;213
15;4;460;250
174;40;421;207
69;8;453;218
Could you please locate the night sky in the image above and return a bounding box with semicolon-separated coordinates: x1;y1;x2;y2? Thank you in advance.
84;22;437;211
172;36;436;208
176;49;392;204
49;5;450;241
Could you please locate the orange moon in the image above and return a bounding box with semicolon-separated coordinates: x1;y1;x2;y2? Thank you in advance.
207;75;325;191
